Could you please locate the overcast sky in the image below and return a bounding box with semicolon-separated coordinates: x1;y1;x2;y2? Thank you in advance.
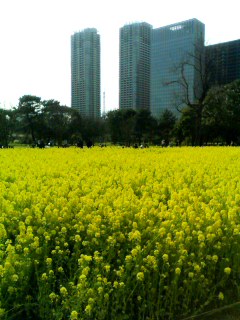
0;0;239;112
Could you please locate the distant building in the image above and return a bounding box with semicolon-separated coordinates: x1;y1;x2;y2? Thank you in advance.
206;39;240;87
71;28;101;118
150;18;205;118
119;22;152;110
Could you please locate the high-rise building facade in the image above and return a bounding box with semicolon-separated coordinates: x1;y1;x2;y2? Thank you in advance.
150;19;205;118
206;39;240;87
71;28;101;118
119;22;152;110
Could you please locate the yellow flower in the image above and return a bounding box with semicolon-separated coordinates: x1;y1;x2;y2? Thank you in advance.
23;248;29;255
60;286;68;296
79;274;86;281
104;265;110;272
2;145;240;317
49;292;58;301
98;287;103;294
49;270;54;276
162;254;169;262
41;273;48;280
11;274;18;282
85;305;92;314
75;235;81;242
218;292;224;300
70;311;78;320
82;267;90;276
61;227;67;233
175;268;181;275
128;230;141;241
136;272;144;281
88;297;94;304
224;267;231;275
131;249;138;257
194;264;201;273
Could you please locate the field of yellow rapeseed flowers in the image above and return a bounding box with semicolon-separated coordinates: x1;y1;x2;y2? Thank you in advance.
0;147;240;319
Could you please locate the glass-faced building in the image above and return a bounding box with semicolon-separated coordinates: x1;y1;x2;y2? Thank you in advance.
119;22;152;110
150;19;205;118
71;28;101;118
206;39;240;87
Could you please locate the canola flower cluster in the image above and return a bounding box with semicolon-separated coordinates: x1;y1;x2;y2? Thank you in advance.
0;147;240;319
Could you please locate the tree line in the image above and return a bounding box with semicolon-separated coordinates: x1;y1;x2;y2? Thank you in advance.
1;79;240;147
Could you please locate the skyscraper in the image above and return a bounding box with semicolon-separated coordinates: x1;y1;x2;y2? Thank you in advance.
71;28;101;118
206;39;240;87
119;22;152;110
150;19;205;118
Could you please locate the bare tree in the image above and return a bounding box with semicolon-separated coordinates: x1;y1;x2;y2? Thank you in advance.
165;45;212;145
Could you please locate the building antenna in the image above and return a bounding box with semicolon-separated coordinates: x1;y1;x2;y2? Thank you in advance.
103;91;106;115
